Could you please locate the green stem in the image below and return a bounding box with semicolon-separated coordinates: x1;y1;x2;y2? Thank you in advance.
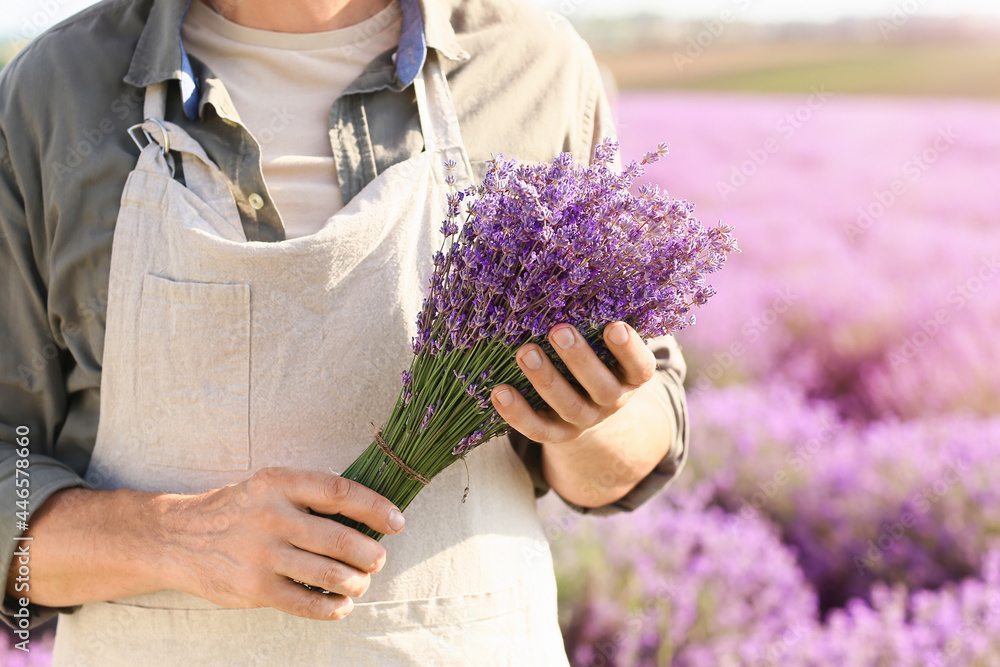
323;327;611;540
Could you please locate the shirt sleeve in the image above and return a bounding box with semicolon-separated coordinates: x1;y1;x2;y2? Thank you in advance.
0;127;90;629
509;334;689;516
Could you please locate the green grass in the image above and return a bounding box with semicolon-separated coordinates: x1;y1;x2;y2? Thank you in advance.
599;42;1000;98
683;45;1000;97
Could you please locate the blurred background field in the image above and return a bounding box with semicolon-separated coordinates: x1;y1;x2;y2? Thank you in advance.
537;4;1000;666
576;15;1000;97
3;0;1000;664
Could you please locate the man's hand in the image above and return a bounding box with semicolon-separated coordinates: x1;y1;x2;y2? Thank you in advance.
7;468;404;621
490;321;673;507
157;467;405;619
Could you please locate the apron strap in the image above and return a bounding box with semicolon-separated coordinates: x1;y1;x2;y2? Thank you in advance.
127;82;239;223
412;51;475;189
144;80;169;120
125;83;171;152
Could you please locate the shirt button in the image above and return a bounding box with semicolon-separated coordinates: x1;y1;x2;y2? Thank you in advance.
248;193;265;210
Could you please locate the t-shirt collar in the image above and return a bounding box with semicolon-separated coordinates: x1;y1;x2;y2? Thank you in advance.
124;0;468;121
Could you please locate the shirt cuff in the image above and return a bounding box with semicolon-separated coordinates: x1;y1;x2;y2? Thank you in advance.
0;455;91;629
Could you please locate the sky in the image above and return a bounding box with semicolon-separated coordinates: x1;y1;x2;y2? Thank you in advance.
4;0;1000;40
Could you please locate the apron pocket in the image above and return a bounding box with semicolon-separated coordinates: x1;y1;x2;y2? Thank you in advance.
139;274;251;471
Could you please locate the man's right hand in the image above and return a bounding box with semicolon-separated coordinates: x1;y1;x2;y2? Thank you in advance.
5;467;405;621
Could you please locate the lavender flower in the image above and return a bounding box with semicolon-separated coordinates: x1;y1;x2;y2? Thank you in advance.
546;492;818;667
413;139;737;356
452;431;485;457
332;141;735;541
682;383;999;612
418;404;435;432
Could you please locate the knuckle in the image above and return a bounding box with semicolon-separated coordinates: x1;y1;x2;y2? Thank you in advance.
535;371;557;391
322;476;353;506
368;494;386;519
591;382;621;407
301;591;331;619
320;563;346;591
250;466;284;489
527;422;552;444
563;397;591;424
332;527;354;557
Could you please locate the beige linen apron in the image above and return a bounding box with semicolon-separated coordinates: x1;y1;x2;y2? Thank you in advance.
53;54;568;666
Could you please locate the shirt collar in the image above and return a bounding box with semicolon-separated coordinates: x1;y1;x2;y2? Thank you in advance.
124;0;469;121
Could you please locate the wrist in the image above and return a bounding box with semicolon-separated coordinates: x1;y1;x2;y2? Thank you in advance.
144;489;211;597
540;386;672;507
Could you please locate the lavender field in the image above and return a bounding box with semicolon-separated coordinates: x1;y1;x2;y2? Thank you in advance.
547;92;1000;665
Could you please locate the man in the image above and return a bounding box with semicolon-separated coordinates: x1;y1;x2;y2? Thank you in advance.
0;0;688;662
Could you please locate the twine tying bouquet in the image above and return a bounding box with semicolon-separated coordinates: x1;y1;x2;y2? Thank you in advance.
329;139;738;540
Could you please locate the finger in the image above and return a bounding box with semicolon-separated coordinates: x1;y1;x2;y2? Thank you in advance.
516;343;600;428
267;577;355;621
275;547;372;599
602;322;657;389
490;384;580;444
287;513;386;574
279;469;405;535
548;324;626;407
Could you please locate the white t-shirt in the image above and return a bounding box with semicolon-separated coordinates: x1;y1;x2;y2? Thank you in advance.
182;0;402;238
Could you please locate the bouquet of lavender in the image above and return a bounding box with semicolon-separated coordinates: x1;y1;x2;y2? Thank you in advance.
332;139;737;539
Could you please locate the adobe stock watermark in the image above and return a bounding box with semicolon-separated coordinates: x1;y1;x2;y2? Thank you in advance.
342;1;401;59
672;0;753;72
749;621;810;667
584;579;679;667
15;290;109;385
15;0;77;42
253;106;296;148
51;88;145;179
10;425;33;653
716;86;834;201
886;254;998;370
546;0;590;20
542;0;595;34
522;505;583;566
878;0;929;40
690;288;798;394
727;414;845;530
844;126;959;243
852;457;970;575
924;590;1000;666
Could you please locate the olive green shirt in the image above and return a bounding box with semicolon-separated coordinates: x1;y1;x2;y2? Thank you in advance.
0;0;688;627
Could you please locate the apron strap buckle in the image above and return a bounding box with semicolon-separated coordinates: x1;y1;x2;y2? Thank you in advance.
127;119;175;178
127;118;171;155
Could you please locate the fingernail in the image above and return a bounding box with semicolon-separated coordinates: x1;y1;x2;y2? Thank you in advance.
496;388;514;407
552;327;575;350
522;349;543;370
389;509;405;532
609;323;629;346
